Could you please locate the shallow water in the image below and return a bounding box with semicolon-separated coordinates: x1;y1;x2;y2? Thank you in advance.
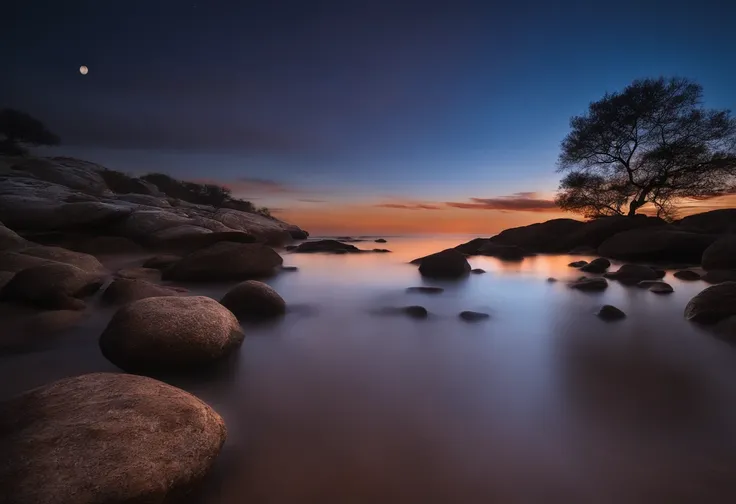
2;235;736;503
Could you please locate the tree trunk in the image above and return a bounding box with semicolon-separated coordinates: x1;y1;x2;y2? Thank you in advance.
627;190;649;217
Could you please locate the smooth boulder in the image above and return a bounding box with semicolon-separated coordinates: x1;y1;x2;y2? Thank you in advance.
568;260;588;268
604;264;660;285
220;280;286;319
703;270;736;284
580;257;611;274
569;277;608;292
0;263;103;310
459;310;490;322
18;245;106;273
597;305;626;321
417;249;471;279
163;242;283;281
684;282;736;324
702;235;736;271
674;270;702;281
0;372;226;504
0;222;27;251
406;286;444;294
102;278;184;305
99;296;244;373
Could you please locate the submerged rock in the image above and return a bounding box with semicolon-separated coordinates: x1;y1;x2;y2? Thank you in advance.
604;264;660;285
568;260;588;268
220;280;286;320
416;249;471;279
403;305;428;319
292;240;361;253
163;242;283;281
569;277;608;292
580;257;611;273
99;296;244;373
281;266;299;272
597;305;626;321
470;268;486;274
406;286;444;294
459;310;490;322
546;277;558;283
0;372;226;504
375;238;387;243
673;270;702;281
684;282;736;324
649;282;674;294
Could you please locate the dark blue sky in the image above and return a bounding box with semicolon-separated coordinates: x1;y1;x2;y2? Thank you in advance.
4;0;736;224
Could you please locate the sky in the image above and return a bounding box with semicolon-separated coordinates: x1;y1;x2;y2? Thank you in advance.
4;0;736;235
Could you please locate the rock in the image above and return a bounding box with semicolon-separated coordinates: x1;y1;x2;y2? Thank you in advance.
375;238;387;243
69;236;144;255
702;270;736;284
142;254;181;270
0;263;103;310
489;219;586;253
212;209;294;245
0;250;53;273
154;227;256;252
459;310;490;322
99;296;244;373
281;266;298;272
471;268;486;274
702;235;736;271
417;249;471;279
684;282;736;323
597;305;626;321
115;210;195;242
674;270;702;281
292;240;361;254
115;267;161;281
102;278;184;304
597;228;716;262
0;271;14;291
220;280;286;319
454;237;492;255
477;242;526;261
546;277;558;282
285;245;297;251
676;209;736;234
0;222;27;250
580;257;611;274
406;286;444;294
115;193;172;207
604;264;660;285
23;309;87;334
569;277;608;291
568;260;588;268
372;248;391;253
403;306;428;319
649;282;674;294
562;215;666;251
9;156;111;195
0;372;226;504
289;229;309;240
18;245;106;273
163;242;283;281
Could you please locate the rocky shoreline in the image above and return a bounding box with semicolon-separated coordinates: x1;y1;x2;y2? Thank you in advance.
1;155;736;502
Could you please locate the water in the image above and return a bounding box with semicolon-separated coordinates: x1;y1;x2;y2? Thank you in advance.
2;235;736;503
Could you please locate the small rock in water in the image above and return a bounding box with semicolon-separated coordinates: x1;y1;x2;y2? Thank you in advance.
375;238;387;243
649;282;674;294
403;305;428;319
580;257;611;273
281;266;299;272
406;286;444;294
569;277;608;291
220;280;287;320
373;248;391;253
597;304;626;321
459;311;490;322
568;260;588;268
674;270;701;281
547;277;558;283
470;268;486;274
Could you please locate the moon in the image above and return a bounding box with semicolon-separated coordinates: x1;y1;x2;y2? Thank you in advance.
79;65;88;75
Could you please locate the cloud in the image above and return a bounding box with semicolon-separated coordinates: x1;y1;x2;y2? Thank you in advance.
374;203;442;210
445;192;559;212
297;198;328;203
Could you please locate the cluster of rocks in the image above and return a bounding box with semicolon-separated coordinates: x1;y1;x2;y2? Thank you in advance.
285;239;392;254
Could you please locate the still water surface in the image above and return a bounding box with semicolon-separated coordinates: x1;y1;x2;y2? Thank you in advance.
2;235;736;503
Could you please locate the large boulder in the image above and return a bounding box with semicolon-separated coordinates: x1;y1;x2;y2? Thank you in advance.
0;250;52;273
163;242;283;281
212;209;293;245
102;278;184;304
702;270;736;285
561;215;666;251
416;249;471;279
598;228;716;263
220;280;286;319
114;210;194;242
702;235;736;271
151;227;256;252
292;240;361;254
488;219;585;253
0;221;27;250
68;236;144;255
8;156;111;195
99;296;244;373
454;237;491;255
0;372;226;504
18;245;106;273
676;209;736;234
684;282;736;323
0;263;103;309
604;264;661;285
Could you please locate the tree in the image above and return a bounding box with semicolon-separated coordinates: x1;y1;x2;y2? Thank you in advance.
555;77;736;220
0;108;60;155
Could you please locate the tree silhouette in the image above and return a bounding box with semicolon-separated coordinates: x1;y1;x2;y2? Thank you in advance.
0;109;60;155
555;77;736;220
